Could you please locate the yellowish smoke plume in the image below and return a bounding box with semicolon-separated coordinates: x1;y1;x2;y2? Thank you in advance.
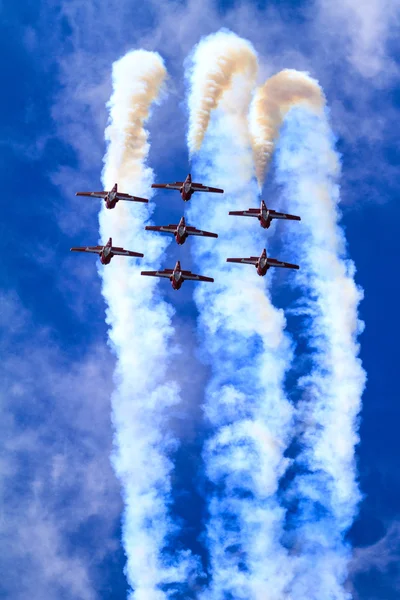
187;29;258;156
103;49;166;198
249;69;325;186
100;50;196;600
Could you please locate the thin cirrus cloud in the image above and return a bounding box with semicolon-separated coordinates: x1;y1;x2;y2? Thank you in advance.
315;0;400;80
0;291;124;600
349;520;400;598
27;0;400;206
6;1;399;598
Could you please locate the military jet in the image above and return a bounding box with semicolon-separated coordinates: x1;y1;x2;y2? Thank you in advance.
141;260;214;290
227;248;299;276
145;216;218;245
76;183;148;209
151;173;223;202
70;237;144;265
229;200;300;229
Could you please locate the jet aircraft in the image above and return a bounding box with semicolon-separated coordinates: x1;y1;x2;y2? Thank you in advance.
151;173;224;202
229;200;300;229
70;237;144;265
145;216;218;245
227;248;299;276
141;260;214;290
76;183;148;209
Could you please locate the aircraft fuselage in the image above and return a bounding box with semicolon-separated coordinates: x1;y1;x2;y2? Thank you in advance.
171;269;183;290
258;204;271;229
180;175;194;201
175;224;188;245
100;245;113;265
256;253;269;276
105;188;118;209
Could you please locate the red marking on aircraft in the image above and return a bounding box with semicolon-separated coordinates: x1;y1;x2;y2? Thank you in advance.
229;200;300;229
70;237;144;265
76;183;148;209
227;248;299;276
152;173;223;202
145;216;218;245
141;260;214;290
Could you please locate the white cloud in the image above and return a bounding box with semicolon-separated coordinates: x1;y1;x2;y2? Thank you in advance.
31;0;398;216
350;521;400;575
316;0;400;81
0;290;122;600
348;521;400;598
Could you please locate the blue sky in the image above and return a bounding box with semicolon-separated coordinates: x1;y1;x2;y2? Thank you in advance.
2;0;400;598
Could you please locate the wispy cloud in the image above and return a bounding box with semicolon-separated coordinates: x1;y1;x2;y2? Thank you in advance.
30;0;399;214
0;290;122;600
351;521;400;574
315;0;400;81
10;1;397;597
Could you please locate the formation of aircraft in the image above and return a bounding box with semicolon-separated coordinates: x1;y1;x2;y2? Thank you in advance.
141;260;214;290
152;173;224;202
71;174;300;289
145;216;218;245
227;248;299;276
70;237;143;265
229;199;300;229
76;183;148;210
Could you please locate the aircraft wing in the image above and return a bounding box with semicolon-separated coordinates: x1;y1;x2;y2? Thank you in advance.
151;182;183;191
191;183;224;194
226;257;259;265
111;246;144;258
267;258;299;269
70;245;103;254
181;270;214;283
185;226;218;238
141;269;174;279
115;193;148;203
145;225;177;234
229;208;259;217
269;210;301;221
76;192;108;199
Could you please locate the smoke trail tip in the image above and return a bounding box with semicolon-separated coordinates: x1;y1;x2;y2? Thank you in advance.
186;29;258;155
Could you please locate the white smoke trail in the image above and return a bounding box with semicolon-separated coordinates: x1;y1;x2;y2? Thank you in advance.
186;29;258;157
249;69;325;187
186;33;294;600
272;87;366;598
99;50;196;599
